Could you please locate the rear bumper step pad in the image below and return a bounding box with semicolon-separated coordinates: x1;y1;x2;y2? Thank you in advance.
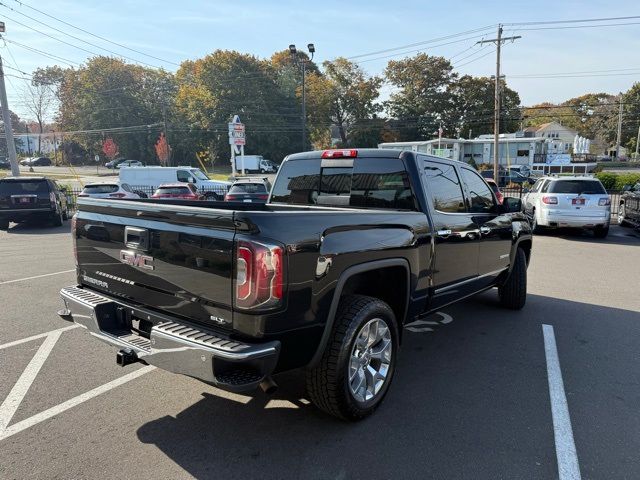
59;285;280;392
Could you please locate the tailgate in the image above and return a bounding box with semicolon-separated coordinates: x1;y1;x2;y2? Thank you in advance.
75;198;236;329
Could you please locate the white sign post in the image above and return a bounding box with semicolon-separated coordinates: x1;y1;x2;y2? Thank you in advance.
228;115;246;176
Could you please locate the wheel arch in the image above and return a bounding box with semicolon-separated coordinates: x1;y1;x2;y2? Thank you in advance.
307;258;410;368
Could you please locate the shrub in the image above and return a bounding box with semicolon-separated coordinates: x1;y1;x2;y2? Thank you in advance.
595;172;640;190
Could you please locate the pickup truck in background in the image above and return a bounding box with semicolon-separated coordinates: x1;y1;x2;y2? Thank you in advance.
58;149;532;420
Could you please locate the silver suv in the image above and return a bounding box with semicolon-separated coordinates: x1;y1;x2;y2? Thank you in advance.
523;176;611;237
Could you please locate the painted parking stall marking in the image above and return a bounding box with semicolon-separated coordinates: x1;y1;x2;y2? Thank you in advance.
0;269;75;285
543;324;582;480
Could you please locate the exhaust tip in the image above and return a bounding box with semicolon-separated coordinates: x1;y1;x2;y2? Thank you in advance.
259;376;278;395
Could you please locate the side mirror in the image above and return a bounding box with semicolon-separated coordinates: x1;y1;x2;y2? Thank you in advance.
503;197;522;213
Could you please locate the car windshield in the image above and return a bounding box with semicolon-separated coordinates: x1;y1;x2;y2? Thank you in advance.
83;185;119;194
190;169;209;181
229;183;267;193
549;180;606;194
0;180;49;195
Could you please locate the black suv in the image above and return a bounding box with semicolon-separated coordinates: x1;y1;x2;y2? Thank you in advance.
0;177;69;229
618;182;640;227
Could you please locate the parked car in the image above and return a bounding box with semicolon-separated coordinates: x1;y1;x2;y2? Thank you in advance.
115;160;144;169
0;176;69;229
508;165;532;177
225;177;270;203
105;159;129;169
78;182;140;199
481;169;535;187
59;148;531;420
118;166;230;200
151;183;203;200
18;157;52;167
618;182;640;227
485;178;504;204
0;159;11;170
523;176;611;237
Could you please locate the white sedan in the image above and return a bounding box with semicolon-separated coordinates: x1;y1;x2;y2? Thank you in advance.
115;160;144;169
78;182;140;199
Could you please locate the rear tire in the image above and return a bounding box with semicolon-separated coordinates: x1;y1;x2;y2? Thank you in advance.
593;225;609;238
306;295;399;421
204;192;222;201
531;210;543;234
498;248;527;310
52;208;63;227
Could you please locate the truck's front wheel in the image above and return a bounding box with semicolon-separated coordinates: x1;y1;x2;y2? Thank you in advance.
306;295;398;421
498;248;527;310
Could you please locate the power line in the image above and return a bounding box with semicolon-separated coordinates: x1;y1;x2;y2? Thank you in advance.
517;21;640;31
9;0;180;67
0;3;168;69
3;38;79;66
504;15;640;26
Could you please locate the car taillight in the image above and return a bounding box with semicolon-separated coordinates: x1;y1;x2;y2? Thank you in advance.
235;240;284;310
321;149;357;159
78;193;89;197
598;198;611;206
225;194;237;201
542;196;558;205
109;193;127;198
257;194;269;200
49;191;57;207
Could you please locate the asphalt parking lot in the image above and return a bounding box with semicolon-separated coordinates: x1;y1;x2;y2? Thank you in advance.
1;221;639;479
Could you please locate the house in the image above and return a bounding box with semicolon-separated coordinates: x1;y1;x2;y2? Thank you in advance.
522;121;577;153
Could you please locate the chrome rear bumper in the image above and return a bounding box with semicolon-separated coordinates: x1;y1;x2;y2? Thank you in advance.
59;285;280;391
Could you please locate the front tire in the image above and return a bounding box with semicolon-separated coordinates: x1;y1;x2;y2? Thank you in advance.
498;248;527;310
306;295;399;421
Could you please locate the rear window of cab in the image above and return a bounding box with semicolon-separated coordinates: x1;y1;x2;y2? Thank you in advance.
270;157;417;210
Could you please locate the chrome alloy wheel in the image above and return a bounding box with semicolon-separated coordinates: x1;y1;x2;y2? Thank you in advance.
348;318;393;403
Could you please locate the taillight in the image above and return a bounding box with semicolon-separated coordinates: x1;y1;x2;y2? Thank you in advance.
542;196;558;205
235;240;284;310
257;194;269;200
321;149;357;159
78;193;89;197
49;191;57;208
109;193;127;198
598;198;611;206
225;194;237;201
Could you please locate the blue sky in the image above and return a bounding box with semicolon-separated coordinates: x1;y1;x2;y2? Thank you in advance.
2;0;639;121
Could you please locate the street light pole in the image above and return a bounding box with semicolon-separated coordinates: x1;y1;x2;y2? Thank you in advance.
290;43;314;151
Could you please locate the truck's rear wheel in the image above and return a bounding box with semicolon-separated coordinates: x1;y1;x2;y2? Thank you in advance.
306;295;398;421
498;248;527;310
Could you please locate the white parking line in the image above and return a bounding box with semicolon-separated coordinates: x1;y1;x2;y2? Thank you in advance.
0;331;62;432
0;270;75;285
543;324;582;480
0;366;155;441
0;325;80;351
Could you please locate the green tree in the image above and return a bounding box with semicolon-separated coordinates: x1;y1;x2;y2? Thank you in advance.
305;58;382;147
449;75;521;137
384;54;457;140
622;83;640;153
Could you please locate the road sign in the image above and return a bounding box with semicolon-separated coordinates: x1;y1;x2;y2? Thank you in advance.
94;155;99;162
228;118;246;146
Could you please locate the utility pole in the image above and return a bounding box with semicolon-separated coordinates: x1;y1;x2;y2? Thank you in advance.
0;49;20;175
635;124;640;160
477;25;521;180
289;43;315;151
162;103;171;167
615;97;623;159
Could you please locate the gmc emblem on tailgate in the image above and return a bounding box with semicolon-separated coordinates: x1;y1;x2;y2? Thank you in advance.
119;250;154;270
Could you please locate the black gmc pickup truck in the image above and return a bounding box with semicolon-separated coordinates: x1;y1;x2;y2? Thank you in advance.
58;149;532;420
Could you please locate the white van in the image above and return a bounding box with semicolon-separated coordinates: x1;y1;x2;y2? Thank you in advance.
119;167;230;199
234;155;278;174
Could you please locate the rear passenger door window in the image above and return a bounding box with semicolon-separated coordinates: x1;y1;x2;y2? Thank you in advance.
350;158;416;210
423;161;466;213
459;168;496;213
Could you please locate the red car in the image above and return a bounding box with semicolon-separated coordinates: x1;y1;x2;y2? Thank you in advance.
151;183;202;200
485;178;504;204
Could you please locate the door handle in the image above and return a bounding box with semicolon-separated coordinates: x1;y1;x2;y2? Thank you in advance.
480;226;491;234
436;229;452;237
